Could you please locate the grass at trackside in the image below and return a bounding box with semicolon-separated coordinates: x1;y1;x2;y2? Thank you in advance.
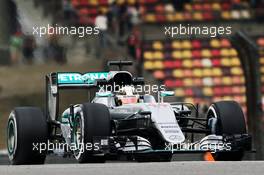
0;60;103;149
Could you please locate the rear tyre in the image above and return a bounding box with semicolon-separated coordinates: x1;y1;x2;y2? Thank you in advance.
73;103;111;163
7;107;48;165
207;101;247;161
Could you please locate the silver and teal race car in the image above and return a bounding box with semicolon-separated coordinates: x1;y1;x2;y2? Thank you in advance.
7;61;252;164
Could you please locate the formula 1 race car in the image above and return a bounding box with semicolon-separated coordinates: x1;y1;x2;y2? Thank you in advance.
6;61;252;164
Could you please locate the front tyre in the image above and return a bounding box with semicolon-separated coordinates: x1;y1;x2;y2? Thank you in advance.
7;107;48;165
207;101;247;161
73;103;111;163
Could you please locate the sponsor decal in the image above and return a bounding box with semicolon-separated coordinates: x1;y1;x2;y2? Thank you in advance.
164;129;180;134
169;135;182;140
58;72;108;84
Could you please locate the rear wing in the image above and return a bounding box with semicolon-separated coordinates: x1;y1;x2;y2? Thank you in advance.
47;72;109;88
45;72;108;122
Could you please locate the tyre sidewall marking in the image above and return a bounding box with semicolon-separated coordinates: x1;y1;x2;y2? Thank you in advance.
208;105;218;120
207;105;220;134
74;111;85;160
7;111;17;161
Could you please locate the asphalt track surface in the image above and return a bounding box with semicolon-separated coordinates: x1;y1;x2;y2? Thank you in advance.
0;153;262;175
0;161;264;175
0;154;263;175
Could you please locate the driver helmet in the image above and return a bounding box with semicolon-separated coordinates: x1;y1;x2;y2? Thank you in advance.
116;86;139;104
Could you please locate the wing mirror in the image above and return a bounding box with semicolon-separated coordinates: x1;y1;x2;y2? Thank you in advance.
96;91;113;97
160;91;174;97
159;91;175;103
